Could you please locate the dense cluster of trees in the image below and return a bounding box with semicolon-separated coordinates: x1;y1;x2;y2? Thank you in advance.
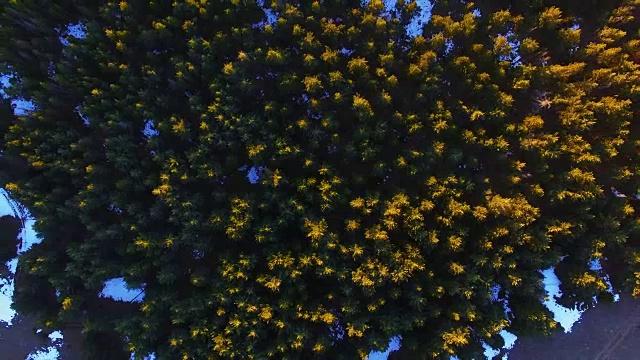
0;0;638;359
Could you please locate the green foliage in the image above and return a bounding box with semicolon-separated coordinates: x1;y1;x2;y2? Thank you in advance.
12;243;61;325
1;0;639;359
81;327;131;360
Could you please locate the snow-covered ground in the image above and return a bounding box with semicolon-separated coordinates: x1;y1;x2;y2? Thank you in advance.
25;331;63;360
541;268;585;333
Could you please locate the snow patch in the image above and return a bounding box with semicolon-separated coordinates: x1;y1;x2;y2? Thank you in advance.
541;268;584;333
482;341;501;359
500;330;517;350
0;277;15;325
368;336;401;360
130;352;156;360
247;166;262;184
26;347;60;360
49;330;63;341
100;278;145;303
26;330;65;359
143;119;159;138
589;259;620;302
6;258;18;274
19;218;41;254
11;98;36;116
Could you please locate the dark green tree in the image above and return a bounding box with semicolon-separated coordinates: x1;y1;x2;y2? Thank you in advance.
0;214;21;262
1;0;638;359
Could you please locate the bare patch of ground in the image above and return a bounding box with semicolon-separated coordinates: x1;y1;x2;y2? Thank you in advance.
0;315;53;359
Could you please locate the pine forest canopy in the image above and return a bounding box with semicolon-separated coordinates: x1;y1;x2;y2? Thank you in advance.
0;0;639;359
